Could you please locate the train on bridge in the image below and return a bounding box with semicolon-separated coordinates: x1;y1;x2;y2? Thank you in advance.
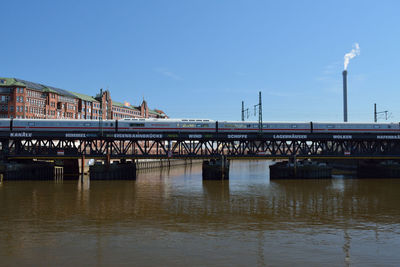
0;118;399;134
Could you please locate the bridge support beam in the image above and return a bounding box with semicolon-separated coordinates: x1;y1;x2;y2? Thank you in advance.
80;155;85;183
202;156;230;180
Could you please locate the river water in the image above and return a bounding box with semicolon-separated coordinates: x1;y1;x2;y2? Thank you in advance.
1;160;400;266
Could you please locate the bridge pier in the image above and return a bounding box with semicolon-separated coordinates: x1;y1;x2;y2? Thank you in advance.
327;159;400;178
0;160;55;180
89;160;136;180
202;156;230;180
63;159;80;180
0;139;8;160
270;158;332;179
357;160;400;178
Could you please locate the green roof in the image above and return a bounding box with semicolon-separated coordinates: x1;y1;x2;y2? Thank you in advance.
149;109;166;117
112;101;139;110
69;91;98;102
0;78;26;87
42;87;59;93
112;104;165;116
0;77;76;98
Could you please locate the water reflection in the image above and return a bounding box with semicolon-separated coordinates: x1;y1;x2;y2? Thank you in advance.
1;165;400;230
1;161;400;266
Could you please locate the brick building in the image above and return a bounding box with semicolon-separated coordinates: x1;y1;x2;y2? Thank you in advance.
0;78;167;120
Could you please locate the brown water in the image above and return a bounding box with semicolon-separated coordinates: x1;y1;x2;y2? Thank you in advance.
1;160;400;266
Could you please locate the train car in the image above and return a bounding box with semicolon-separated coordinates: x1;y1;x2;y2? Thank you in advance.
312;122;400;133
2;118;400;135
11;119;117;132
118;118;216;132
217;121;311;133
0;119;10;130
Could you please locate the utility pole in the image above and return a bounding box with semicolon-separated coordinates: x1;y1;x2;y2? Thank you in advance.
242;101;244;121
259;91;262;132
241;101;249;121
374;103;390;122
253;91;262;132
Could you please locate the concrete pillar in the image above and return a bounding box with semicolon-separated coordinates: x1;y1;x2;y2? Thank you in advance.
89;161;136;180
63;159;80;180
357;160;400;178
202;156;230;180
270;159;332;179
1;140;9;159
1;160;56;180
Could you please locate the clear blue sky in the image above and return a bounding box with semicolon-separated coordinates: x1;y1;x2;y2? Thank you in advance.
1;0;400;122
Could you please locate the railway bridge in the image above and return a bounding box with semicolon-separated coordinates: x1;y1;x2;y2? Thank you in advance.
1;131;400;160
2;130;400;180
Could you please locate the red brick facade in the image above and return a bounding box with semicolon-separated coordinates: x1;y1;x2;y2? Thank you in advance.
0;78;167;120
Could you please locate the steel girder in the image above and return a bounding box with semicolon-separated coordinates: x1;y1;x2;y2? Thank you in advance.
2;138;400;159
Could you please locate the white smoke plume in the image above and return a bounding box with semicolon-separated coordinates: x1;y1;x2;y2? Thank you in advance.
344;43;360;70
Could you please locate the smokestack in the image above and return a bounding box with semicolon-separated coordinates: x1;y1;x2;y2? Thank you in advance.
343;70;348;122
341;43;360;122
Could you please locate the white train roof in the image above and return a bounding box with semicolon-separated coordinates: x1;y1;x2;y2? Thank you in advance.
4;118;400;125
122;118;215;122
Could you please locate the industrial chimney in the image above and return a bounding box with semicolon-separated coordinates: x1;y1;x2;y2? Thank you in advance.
342;70;348;122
